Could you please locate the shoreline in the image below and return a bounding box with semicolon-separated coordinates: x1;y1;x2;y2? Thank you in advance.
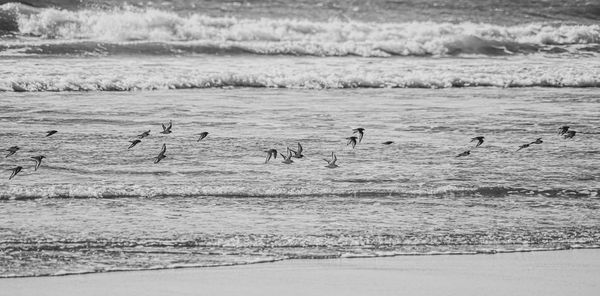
3;246;599;279
2;249;599;296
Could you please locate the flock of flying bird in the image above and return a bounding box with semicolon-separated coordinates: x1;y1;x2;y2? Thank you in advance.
3;123;579;180
455;125;577;157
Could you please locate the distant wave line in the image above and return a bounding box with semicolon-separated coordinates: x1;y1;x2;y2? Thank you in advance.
0;186;597;200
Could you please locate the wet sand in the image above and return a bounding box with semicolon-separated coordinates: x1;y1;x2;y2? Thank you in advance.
3;249;599;296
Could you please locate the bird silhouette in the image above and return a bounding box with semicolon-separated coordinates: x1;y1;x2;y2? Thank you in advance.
197;132;209;142
563;130;576;139
128;139;141;149
558;126;569;136
290;143;304;158
346;136;357;149
353;128;365;143
153;144;167;163
323;152;338;168
5;146;19;158
160;121;172;134
280;148;294;164
30;156;46;171
8;166;23;180
456;150;470;157
471;136;485;147
137;130;150;139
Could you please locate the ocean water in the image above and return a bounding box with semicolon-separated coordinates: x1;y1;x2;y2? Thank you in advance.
0;0;599;277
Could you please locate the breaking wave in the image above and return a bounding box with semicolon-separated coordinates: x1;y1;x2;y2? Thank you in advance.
1;3;599;57
2;71;599;91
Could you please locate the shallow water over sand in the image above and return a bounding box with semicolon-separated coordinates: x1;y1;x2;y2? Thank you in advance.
0;88;598;276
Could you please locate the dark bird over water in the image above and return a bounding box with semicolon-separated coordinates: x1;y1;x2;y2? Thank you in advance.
128;139;141;149
8;166;22;180
456;150;470;157
5;146;19;157
197;132;209;142
160;121;172;134
280;148;294;164
346;136;357;149
30;156;45;171
290;142;304;158
353;128;365;143
382;141;394;145
46;130;58;137
563;130;576;139
137;130;150;139
471;136;485;147
264;148;277;163
558;126;569;135
518;137;543;151
153;144;167;163
323;152;338;168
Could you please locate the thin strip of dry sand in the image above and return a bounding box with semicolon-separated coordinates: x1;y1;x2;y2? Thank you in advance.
2;249;599;296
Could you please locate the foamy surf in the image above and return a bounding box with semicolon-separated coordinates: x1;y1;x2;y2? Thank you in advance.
1;54;599;91
1;4;599;57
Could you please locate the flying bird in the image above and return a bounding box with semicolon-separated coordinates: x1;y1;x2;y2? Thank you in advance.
382;141;394;145
5;146;19;158
128;139;141;149
323;152;338;168
531;138;543;144
30;155;45;171
264;149;278;163
471;136;485;147
518;138;543;151
8;166;22;180
563;130;576;139
558;126;569;135
353;128;365;143
137;130;150;139
197;132;209;142
46;130;58;137
280;148;294;164
160;121;172;134
346;136;357;149
153;144;167;163
290;142;304;158
456;150;470;157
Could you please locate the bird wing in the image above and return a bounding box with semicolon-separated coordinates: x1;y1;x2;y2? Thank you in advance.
297;143;303;154
9;167;20;180
160;144;166;154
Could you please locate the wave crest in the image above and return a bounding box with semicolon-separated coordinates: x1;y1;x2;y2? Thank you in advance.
2;4;599;57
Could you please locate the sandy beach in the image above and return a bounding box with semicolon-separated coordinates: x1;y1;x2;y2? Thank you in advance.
3;249;599;296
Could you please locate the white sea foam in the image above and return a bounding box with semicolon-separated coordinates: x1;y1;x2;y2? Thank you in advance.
1;4;599;57
1;65;599;91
